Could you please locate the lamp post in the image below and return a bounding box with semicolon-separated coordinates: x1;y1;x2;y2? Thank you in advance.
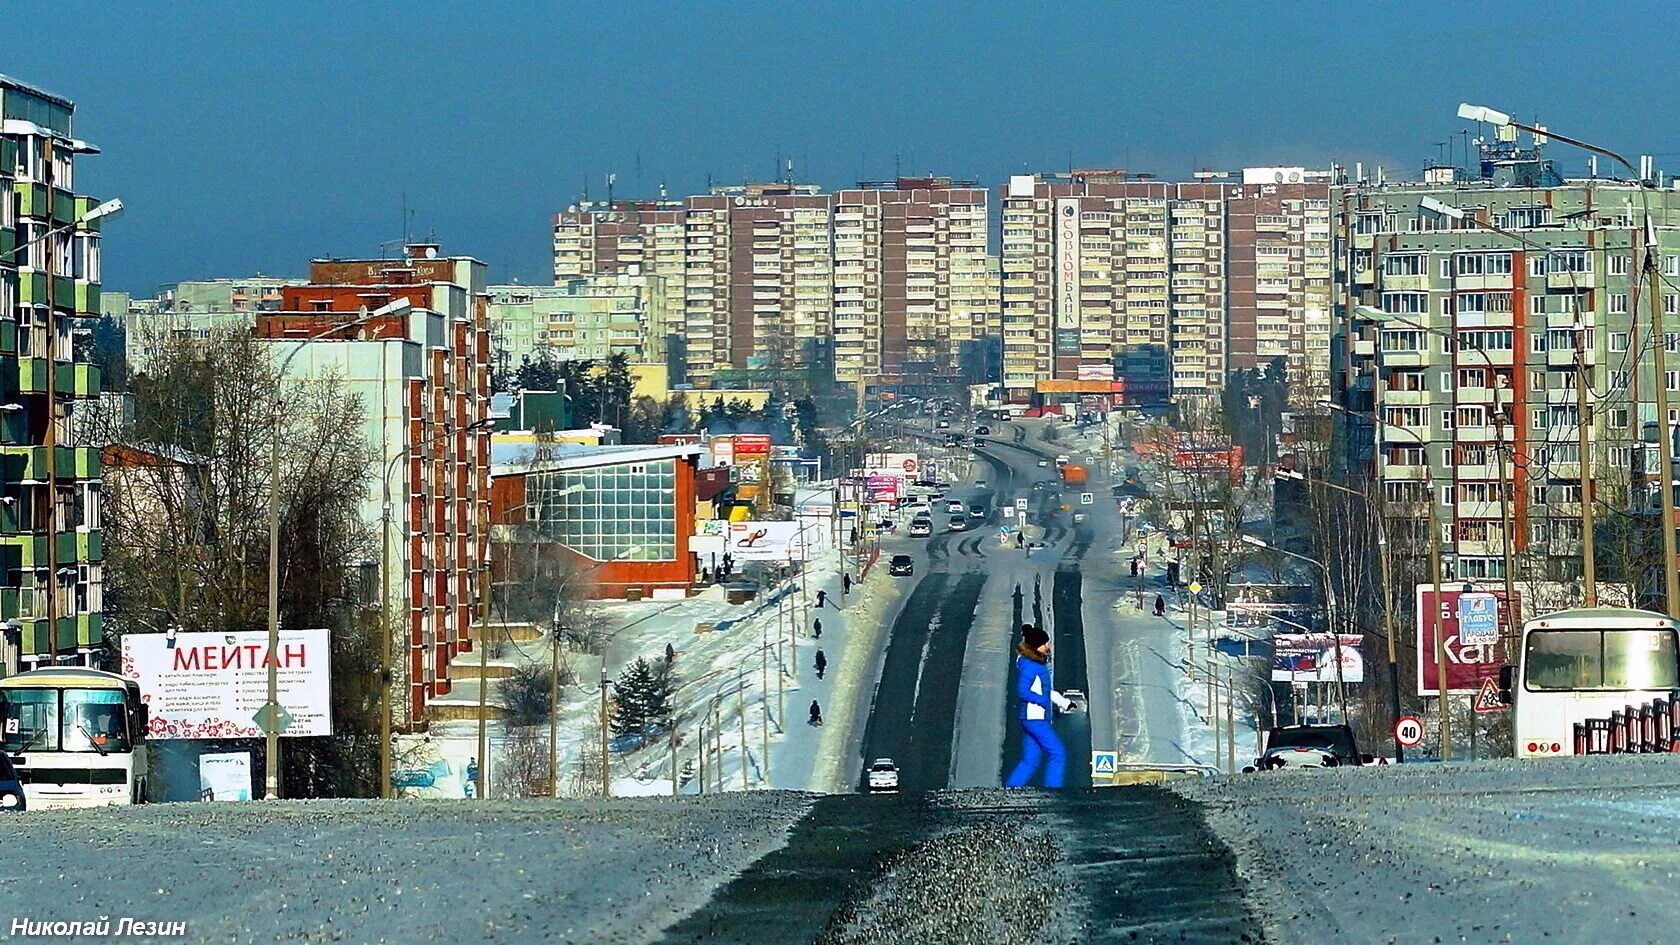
263;296;411;800
541;542;641;799
1458;103;1676;616
1239;534;1348;723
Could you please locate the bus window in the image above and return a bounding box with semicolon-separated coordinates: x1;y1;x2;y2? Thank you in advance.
1604;630;1679;690
1526;629;1679;691
1524;630;1601;690
61;690;131;754
0;689;59;752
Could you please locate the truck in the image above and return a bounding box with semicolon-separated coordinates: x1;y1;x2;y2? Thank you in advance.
1060;463;1089;486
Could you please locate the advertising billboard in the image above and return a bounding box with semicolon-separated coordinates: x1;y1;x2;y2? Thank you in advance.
1416;585;1514;695
1226;583;1318;636
1055;197;1082;329
1272;634;1365;684
726;521;808;562
863;453;919;479
121;629;334;739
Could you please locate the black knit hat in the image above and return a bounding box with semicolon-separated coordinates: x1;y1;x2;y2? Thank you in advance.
1021;624;1049;649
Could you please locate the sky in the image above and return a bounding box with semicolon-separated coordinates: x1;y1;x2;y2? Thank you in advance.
8;0;1680;295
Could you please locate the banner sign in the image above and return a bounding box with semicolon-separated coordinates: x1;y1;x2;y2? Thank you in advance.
1416;585;1515;695
1055;198;1082;329
122;629;334;739
198;752;253;801
1272;633;1365;684
726;521;808;562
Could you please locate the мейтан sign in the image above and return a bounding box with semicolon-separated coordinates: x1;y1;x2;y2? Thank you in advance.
121;629;333;739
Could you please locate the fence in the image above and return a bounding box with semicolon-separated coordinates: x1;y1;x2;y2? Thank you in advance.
1572;694;1679;755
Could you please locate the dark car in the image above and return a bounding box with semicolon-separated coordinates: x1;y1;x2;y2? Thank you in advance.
888;554;915;576
967;502;986;518
1244;724;1373;771
0;753;25;812
975;425;991;436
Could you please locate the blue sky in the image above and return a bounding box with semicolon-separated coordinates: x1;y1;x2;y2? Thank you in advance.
9;0;1679;294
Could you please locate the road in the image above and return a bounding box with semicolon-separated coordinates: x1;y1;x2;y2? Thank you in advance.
23;757;1680;944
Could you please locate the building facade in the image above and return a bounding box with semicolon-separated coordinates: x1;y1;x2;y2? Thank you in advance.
255;244;490;727
123;276;306;372
832;178;995;385
1226;168;1334;407
0;75;107;670
486;274;671;373
1334;137;1680;588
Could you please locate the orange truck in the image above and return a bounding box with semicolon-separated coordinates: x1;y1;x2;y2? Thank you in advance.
1060;463;1089;486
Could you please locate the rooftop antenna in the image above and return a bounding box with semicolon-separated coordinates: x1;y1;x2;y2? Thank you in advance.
659;180;668;199
894;152;902;179
607;172;617;205
582;175;590;203
635;150;643;192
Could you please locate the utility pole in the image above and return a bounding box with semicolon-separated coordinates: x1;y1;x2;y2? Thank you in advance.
697;716;706;793
1575;312;1598;605
1429;496;1451;760
1224;664;1236;775
737;670;748;790
476;562;490;800
549;614;562;798
599;664;611;798
1645;225;1680;617
670;707;680;796
761;645;772;786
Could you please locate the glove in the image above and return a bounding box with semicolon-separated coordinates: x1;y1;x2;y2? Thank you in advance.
1050;691;1072;712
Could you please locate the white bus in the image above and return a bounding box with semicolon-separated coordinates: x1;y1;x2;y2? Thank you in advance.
0;668;150;807
1508;607;1680;758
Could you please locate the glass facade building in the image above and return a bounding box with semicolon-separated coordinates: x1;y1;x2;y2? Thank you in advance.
531;458;677;562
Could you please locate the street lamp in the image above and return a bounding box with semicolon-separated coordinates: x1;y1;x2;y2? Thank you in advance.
263;295;413;800
1238;533;1349;723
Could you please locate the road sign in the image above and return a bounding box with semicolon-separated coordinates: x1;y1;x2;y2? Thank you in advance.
1015;498;1028;511
1473;677;1508;713
902;457;918;473
1079;492;1094;505
1091;750;1118;776
1457;592;1500;646
1189;581;1202;594
1394;715;1425;748
253;702;293;737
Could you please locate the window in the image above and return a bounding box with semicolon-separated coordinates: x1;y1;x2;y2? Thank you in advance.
1456;253;1484;276
1457;367;1487;389
533;459;679;562
1610;254;1630;276
1457;405;1487;427
1611;369;1630;390
1530;295;1549;316
1505;207;1551;229
1530;332;1548;354
1380;329;1425;352
1530;369;1548;390
1524;630;1679;691
1383;254;1426;276
1486;253;1513;275
1440;257;1454;280
1440;409;1454;431
1611;291;1630;314
1549;250;1590;274
1667;295;1679;316
1610;407;1630;429
1380;292;1427;314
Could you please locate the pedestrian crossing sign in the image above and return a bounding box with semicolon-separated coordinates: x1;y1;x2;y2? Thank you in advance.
1090;750;1118;776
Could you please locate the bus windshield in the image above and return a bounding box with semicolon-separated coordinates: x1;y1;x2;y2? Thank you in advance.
0;688;132;754
1524;628;1680;692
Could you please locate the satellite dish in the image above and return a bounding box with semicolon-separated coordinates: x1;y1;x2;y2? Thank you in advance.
1274;171;1285;183
1289;171;1301;183
425;246;438;259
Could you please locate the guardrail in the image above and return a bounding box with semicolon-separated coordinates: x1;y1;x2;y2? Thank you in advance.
1572;693;1680;754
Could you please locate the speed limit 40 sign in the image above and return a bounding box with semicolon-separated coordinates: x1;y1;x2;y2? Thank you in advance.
1394;715;1424;748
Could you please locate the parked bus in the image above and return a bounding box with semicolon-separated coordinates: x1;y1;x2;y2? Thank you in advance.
0;668;149;807
1506;607;1680;758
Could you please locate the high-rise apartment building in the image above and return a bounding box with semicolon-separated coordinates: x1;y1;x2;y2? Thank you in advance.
486;274;671;372
0;75;108;670
1334;136;1680;587
1226;168;1334;406
552;183;831;389
123;276;307;372
832;178;995;384
255;244;490;727
1000;172;1227;407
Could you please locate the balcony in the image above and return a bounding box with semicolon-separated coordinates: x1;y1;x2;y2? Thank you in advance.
1381;389;1429;406
1547;347;1594;367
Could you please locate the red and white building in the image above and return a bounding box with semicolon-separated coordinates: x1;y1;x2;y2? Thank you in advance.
254;244;490;729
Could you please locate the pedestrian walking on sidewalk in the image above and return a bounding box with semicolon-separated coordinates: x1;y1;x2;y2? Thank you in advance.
812;617;822;639
814;649;827;679
815;589;828;609
1004;624;1067;789
1153;594;1166;617
843;573;853;595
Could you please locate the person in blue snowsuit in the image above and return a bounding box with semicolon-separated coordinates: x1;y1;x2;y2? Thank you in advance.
1005;623;1068;788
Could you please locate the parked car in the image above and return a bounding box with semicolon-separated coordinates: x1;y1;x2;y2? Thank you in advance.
1055;454;1071;466
1243;724;1374;772
1026;540;1047;552
1072;512;1086;524
908;517;932;537
888;554;915;576
948;515;969;532
0;753;24;813
867;758;901;793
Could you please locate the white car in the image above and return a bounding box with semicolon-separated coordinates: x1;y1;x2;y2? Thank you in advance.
974;479;988;489
1037;459;1049;468
867;758;900;793
946;500;966;514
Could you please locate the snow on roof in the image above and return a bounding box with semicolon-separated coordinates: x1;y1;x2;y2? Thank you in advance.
492;441;703;476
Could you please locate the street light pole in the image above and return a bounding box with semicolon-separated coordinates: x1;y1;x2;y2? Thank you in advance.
1239;534;1348;723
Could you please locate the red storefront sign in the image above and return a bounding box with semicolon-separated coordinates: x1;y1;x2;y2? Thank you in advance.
1415;585;1515;696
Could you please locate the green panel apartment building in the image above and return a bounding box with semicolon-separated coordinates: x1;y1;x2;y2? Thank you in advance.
0;75;107;670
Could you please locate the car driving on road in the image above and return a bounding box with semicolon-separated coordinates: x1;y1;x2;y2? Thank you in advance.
867;758;900;793
946;500;965;514
975;425;990;436
907;517;932;537
0;752;25;813
967;502;985;518
947;515;968;532
888;554;915;576
1243;724;1372;771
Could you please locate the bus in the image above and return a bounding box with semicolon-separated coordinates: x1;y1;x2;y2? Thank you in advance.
0;668;149;808
1508;607;1680;758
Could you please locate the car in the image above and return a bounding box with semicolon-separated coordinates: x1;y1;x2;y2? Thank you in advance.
888;554;915;576
928;492;945;504
1059;412;1073;423
946;500;966;514
1072;512;1086;524
975;425;991;436
1031;481;1049;492
1055;454;1071;466
876;518;895;531
974;479;988;490
1026;540;1047;552
1243;724;1375;772
967;502;986;518
1037;459;1049;468
936;419;950;430
0;753;23;813
867;758;901;793
907;518;932;537
948;515;969;531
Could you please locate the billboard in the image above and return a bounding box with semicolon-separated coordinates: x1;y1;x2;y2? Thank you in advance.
865;475;901;502
726;521;808;562
863;453;920;479
1226;583;1318;635
732;434;772;456
1416;585;1515;695
1077;363;1115;382
121;629;334;739
1272;633;1365;684
1054;198;1082;329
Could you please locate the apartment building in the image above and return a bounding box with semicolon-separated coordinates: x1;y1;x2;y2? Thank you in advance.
1001;171;1226;407
123;276;307;372
552;183;831;389
1334;135;1680;586
255;244;490;728
0;75;108;670
832;178;995;384
486;274;671;372
1226;168;1334;406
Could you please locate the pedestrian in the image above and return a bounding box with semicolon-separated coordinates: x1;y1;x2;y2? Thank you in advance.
464;758;479;799
843;572;853;595
814;649;827;679
816;589;828;609
808;700;824;726
665;642;676;665
1004;624;1067;789
812;617;822;639
1153;594;1166;617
